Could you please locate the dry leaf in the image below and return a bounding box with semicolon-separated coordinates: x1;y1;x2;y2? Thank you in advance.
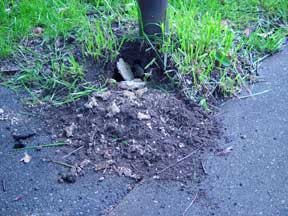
216;146;233;156
20;153;32;163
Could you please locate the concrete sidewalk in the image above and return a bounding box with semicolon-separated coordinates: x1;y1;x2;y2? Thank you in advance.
110;46;288;216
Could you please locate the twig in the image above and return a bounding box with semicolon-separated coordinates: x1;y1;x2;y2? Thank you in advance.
0;68;19;74
183;192;198;216
16;141;66;150
255;54;270;65
63;145;84;158
2;179;6;192
239;89;271;99
157;147;201;175
230;9;264;14
201;161;208;175
43;159;74;168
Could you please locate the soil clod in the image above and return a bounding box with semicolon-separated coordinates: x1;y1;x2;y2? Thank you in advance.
12;131;35;141
59;172;77;184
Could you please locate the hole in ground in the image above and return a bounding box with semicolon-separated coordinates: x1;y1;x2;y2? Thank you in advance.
111;41;166;82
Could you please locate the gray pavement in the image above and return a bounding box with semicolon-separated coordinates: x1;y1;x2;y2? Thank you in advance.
109;46;288;216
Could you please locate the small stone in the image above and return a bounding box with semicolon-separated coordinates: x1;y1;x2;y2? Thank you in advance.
137;112;151;120
20;152;32;163
98;177;105;182
77;114;84;119
0;108;4;115
146;122;152;130
178;143;185;148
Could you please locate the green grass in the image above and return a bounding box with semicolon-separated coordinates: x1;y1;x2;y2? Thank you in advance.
0;0;287;104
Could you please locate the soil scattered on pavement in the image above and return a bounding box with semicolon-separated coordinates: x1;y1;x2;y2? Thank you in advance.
43;86;221;182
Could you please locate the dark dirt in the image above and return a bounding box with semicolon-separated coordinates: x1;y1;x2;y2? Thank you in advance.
41;86;221;182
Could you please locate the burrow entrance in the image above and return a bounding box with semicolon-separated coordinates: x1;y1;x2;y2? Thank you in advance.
110;41;166;82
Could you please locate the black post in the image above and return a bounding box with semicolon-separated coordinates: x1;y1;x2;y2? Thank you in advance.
137;0;168;36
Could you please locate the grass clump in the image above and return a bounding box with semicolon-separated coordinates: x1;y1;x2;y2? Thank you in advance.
161;0;287;99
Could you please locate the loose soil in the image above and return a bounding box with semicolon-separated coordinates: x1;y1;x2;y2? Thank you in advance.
42;86;221;182
1;37;221;183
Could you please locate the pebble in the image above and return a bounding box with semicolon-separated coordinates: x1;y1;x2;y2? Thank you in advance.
178;143;185;148
137;112;151;120
0;108;4;115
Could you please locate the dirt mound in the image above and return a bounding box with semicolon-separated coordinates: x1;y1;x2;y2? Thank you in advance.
44;87;220;181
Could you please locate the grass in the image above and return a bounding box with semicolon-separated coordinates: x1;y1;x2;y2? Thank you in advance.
0;0;287;104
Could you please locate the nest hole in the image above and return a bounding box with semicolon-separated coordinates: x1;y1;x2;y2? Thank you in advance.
111;41;165;82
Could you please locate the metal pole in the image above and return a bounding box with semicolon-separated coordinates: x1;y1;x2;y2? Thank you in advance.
137;0;168;36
